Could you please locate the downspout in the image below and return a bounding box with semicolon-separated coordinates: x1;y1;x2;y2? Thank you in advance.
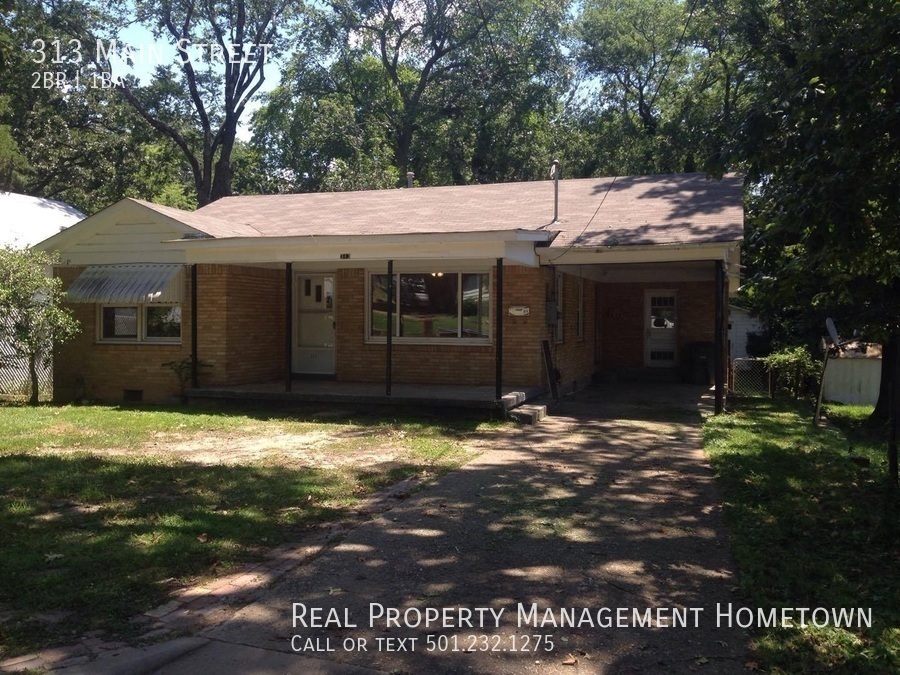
495;258;504;401
285;262;293;392
191;264;198;388
714;259;725;414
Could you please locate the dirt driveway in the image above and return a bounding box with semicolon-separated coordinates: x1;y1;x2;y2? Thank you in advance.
128;383;750;674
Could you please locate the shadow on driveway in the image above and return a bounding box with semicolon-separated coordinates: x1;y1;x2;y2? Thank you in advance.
158;384;749;674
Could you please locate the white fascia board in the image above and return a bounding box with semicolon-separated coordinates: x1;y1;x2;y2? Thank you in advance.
165;230;546;266
53;249;189;266
166;228;551;248
538;241;740;266
175;240;512;265
503;240;541;267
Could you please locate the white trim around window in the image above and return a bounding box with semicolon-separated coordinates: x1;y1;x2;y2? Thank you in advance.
365;269;492;345
97;303;183;344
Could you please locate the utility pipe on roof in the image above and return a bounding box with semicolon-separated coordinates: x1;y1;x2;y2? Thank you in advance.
550;159;560;223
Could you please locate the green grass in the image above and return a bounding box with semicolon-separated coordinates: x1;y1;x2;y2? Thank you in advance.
704;399;900;674
0;403;500;658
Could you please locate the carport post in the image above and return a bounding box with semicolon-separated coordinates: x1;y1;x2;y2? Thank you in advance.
191;264;198;388
285;262;292;392
495;258;504;401
386;260;393;396
384;260;396;396
714;260;725;414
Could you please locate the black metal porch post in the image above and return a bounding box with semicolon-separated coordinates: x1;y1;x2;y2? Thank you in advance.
714;259;725;414
191;264;198;388
285;262;293;392
495;258;504;401
386;260;393;396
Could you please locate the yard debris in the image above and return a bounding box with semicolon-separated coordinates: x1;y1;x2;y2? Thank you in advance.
196;533;209;543
561;653;578;665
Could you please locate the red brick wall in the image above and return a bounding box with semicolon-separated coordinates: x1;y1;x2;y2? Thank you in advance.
335;265;549;388
53;262;615;401
223;266;285;385
597;281;716;371
333;266;596;392
190;264;285;387
53;264;285;402
54;266;192;402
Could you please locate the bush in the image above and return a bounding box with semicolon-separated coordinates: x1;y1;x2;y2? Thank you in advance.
745;330;773;357
762;346;820;398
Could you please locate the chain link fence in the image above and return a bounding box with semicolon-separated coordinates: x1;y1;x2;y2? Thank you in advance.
730;357;772;398
0;313;52;401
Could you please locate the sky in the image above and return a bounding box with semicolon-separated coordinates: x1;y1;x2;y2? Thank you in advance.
109;23;286;141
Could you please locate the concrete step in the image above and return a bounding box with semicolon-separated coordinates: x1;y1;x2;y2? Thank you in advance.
508;403;547;425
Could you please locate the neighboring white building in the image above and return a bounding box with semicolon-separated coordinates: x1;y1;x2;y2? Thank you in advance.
728;305;765;359
1;192;84;248
823;342;882;406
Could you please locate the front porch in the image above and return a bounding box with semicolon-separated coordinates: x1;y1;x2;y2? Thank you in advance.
186;380;544;411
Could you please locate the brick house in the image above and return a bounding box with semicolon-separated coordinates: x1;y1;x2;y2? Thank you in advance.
35;173;743;409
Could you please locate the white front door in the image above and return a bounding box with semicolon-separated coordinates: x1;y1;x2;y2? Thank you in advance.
293;274;335;374
644;290;677;367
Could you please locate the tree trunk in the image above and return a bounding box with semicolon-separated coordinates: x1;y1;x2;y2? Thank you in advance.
28;352;39;406
871;333;896;423
889;330;899;486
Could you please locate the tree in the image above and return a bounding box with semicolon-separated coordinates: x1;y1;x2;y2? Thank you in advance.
734;0;900;482
258;0;568;187
0;247;79;405
572;0;753;177
0;1;196;213
104;0;300;205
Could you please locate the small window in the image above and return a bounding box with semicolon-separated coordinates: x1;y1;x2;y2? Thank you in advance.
145;306;181;340
99;304;182;343
101;306;138;340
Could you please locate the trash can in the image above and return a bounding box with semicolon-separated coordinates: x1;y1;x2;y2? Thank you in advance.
685;341;715;385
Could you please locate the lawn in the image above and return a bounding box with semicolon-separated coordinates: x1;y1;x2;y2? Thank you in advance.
704;399;900;674
0;403;501;658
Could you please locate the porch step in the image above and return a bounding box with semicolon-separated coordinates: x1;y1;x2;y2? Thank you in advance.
508;403;547;425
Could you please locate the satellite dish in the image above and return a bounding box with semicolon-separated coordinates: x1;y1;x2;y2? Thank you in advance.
825;317;841;350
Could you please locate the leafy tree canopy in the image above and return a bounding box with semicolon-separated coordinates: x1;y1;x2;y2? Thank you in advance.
0;246;79;405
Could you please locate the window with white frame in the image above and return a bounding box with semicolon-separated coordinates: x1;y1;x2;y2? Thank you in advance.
99;304;182;343
369;272;490;341
554;270;564;343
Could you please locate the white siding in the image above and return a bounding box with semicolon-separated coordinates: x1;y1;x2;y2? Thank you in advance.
728;307;764;359
823;358;882;406
62;221;188;264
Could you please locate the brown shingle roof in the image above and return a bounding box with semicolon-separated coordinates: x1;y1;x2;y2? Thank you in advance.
187;173;743;247
129;199;259;237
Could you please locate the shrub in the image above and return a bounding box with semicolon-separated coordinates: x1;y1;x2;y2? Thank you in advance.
762;346;820;398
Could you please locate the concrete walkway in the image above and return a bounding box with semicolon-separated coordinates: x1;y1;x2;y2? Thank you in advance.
59;384;749;674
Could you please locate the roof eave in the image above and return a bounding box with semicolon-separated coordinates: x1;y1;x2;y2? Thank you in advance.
538;239;741;265
162;228;554;248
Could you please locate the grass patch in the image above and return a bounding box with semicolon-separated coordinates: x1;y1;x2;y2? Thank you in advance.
704;399;900;674
0;403;501;658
